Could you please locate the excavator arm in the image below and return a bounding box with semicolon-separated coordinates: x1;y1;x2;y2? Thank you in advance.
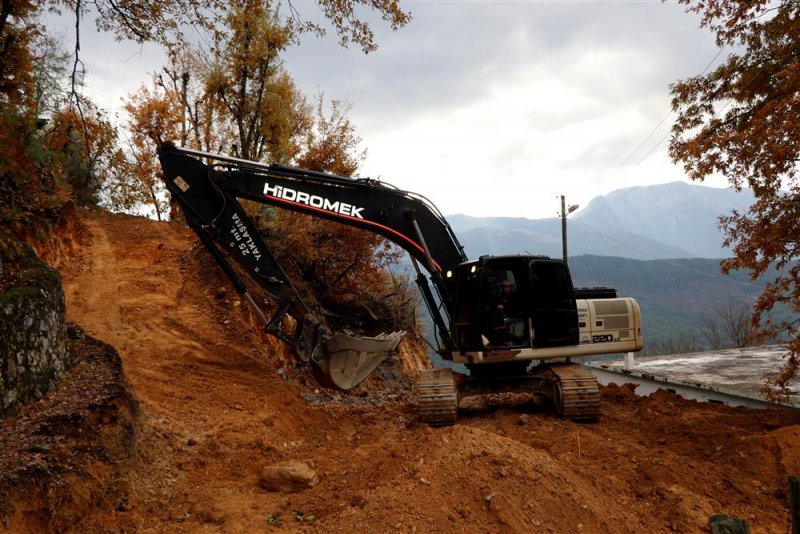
158;144;466;389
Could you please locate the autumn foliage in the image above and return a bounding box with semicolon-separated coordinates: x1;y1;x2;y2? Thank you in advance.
2;0;410;222
671;0;800;398
260;98;417;333
39;102;126;208
107;4;416;333
0;0;49;223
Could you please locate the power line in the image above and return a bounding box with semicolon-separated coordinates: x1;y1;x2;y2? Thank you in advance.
582;46;733;233
604;46;727;180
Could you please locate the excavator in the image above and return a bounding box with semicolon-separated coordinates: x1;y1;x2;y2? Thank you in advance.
158;144;643;425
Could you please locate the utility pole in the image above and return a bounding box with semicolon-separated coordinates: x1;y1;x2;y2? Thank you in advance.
560;195;579;264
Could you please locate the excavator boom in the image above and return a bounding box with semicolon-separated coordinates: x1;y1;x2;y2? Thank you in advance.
159;144;411;390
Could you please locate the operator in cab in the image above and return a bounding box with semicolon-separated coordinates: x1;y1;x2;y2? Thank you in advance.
484;279;524;346
496;279;519;316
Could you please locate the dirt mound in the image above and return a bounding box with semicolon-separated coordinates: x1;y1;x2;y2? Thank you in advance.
600;381;640;403
3;208;800;533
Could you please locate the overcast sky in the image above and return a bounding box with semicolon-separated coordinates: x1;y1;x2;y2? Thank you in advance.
50;0;729;219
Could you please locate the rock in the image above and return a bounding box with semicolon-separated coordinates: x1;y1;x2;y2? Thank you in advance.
350;494;367;508
259;460;318;493
709;514;750;534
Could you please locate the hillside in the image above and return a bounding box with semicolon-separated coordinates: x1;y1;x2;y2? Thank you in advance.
3;209;800;532
448;181;756;260
568;255;769;349
448;214;694;261
575;182;755;259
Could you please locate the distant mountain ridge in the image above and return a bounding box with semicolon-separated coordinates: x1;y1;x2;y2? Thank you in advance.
447;182;755;260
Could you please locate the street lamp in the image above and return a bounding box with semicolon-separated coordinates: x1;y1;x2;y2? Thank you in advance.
560;195;579;264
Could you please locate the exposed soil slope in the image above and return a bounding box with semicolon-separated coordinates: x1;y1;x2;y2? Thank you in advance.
5;208;800;533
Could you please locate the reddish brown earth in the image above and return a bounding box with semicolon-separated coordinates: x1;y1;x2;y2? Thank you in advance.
3;208;800;533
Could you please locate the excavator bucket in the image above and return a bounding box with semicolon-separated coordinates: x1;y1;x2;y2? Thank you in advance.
317;331;405;390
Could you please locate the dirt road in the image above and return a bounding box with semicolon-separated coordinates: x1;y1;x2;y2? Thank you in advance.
6;209;800;533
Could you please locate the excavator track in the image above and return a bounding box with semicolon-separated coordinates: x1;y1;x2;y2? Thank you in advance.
539;363;600;422
417;369;458;427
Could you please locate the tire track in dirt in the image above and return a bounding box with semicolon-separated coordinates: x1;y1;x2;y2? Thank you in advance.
62;218;123;345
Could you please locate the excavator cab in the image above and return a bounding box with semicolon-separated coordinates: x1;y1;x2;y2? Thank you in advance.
476;265;527;347
528;259;580;348
450;256;579;352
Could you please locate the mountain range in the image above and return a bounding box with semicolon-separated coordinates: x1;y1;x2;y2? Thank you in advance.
447;181;756;260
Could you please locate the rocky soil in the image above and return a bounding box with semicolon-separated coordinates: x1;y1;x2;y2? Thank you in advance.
3;208;800;533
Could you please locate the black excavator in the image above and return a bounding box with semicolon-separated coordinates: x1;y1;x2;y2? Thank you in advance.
158;144;643;425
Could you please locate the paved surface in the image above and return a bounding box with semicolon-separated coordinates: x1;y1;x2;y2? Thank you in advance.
588;345;800;407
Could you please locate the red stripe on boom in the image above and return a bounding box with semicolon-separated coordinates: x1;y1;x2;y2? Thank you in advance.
264;194;443;272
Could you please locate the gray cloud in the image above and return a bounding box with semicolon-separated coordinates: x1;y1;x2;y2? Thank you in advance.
285;2;716;124
40;2;724;217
